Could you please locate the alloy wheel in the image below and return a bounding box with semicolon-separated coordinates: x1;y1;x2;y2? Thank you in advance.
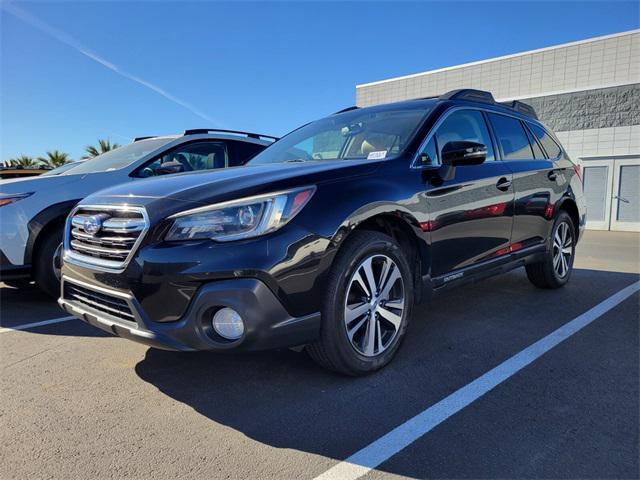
343;254;405;357
52;243;63;281
552;222;572;278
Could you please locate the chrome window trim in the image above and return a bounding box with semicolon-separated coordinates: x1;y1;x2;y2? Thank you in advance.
410;105;555;170
63;204;150;273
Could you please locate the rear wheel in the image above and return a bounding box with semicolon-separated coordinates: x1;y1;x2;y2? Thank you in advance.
306;231;413;375
34;226;64;298
525;211;575;289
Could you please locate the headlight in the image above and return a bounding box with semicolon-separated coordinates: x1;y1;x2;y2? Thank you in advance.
165;186;316;242
0;192;34;207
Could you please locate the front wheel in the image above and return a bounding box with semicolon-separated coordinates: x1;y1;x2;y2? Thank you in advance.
306;231;413;376
525;211;576;289
34;226;64;298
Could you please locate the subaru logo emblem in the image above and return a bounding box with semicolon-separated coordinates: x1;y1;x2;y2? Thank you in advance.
83;215;103;235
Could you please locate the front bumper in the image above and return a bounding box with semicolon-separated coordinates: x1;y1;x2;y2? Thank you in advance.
58;275;321;351
0;251;31;280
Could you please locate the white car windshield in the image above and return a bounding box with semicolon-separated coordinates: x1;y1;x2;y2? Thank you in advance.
64;138;174;174
41;162;82;176
248;104;432;165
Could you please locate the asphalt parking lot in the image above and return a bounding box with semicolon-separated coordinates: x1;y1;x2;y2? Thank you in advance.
1;231;638;479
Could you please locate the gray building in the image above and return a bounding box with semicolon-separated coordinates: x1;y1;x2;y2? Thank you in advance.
356;30;639;232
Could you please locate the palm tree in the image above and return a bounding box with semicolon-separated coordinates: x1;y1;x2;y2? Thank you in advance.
82;139;120;159
37;150;71;168
4;155;38;168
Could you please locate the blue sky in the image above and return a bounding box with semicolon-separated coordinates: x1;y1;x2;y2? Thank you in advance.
1;1;638;161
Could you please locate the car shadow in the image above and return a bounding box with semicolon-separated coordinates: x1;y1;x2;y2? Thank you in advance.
134;268;639;477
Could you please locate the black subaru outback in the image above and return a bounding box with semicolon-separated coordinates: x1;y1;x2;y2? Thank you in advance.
59;89;586;375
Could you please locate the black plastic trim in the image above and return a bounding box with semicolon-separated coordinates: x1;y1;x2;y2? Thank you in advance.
0;250;32;279
60;277;322;352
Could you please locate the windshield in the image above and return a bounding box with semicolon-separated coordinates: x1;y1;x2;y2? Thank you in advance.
41;162;82;176
248;104;432;165
64;138;174;174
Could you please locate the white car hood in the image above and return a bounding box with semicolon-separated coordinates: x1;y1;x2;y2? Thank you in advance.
0;172;83;193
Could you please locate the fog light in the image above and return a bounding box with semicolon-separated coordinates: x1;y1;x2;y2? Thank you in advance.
212;307;244;340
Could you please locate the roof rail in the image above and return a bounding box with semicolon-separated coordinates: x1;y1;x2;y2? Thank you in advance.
183;129;278;141
133;136;157;142
438;88;538;119
333;106;359;114
439;89;496;104
499;100;538;119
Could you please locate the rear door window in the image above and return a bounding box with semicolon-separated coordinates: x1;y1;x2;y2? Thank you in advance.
529;123;562;159
487;113;533;160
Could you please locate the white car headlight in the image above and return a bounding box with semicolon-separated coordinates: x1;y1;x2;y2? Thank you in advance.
165;186;316;242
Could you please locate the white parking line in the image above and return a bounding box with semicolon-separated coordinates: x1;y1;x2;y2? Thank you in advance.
315;281;640;480
0;315;76;334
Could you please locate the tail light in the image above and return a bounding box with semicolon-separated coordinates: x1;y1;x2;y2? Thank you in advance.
573;164;582;181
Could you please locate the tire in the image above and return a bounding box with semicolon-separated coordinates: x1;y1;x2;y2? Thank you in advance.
525;211;575;289
34;226;64;298
306;230;414;376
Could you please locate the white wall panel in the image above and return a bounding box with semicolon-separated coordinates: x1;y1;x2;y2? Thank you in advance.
356;30;640;106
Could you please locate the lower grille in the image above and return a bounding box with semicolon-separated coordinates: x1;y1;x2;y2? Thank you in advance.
64;282;135;323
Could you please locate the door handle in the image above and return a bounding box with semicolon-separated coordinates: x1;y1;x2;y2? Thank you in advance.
614;195;630;204
548;171;558;181
496;177;511;191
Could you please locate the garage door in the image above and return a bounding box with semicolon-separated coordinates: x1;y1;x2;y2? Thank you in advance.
582;158;640;232
611;160;640;231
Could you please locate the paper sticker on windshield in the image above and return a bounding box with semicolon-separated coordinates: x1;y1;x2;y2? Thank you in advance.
367;150;387;160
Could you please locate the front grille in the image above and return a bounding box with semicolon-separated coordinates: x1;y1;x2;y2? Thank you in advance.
64;282;135;322
65;205;148;271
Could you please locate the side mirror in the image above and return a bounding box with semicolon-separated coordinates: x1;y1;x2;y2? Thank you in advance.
441;141;487;166
156;161;185;175
139;167;155;178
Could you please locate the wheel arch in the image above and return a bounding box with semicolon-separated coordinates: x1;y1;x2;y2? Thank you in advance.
330;206;430;304
26;200;80;265
556;196;580;242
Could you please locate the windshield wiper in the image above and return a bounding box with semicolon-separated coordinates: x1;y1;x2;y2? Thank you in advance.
284;158;306;163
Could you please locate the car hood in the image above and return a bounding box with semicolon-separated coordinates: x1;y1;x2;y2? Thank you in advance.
83;160;382;220
0;172;82;193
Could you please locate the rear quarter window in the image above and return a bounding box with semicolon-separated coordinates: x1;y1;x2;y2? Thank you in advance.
529;123;562;159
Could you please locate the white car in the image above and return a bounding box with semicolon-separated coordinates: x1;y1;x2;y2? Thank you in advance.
0;129;275;296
